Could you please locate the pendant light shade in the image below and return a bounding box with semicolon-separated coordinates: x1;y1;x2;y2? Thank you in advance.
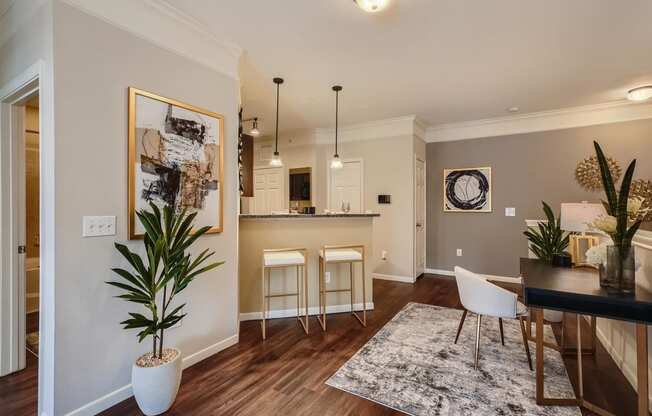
249;118;260;137
270;77;284;167
330;85;343;170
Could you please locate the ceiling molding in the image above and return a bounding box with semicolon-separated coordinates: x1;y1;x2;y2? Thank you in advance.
61;0;242;80
425;100;652;142
314;115;418;144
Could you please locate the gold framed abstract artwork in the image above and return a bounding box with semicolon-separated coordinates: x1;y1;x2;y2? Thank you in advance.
443;167;492;212
128;87;224;239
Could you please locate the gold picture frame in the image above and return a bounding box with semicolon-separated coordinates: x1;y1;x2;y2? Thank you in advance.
128;87;224;239
443;167;492;212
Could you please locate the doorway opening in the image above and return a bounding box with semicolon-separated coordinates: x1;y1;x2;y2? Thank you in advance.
24;95;40;364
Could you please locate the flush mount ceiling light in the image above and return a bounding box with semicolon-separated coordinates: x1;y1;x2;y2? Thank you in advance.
353;0;389;13
330;85;344;170
270;77;284;167
627;86;652;102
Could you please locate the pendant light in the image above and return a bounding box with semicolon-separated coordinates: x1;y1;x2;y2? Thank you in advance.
250;118;260;137
270;77;284;167
330;85;344;170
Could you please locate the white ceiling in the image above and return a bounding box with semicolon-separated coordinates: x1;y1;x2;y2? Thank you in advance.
167;0;652;135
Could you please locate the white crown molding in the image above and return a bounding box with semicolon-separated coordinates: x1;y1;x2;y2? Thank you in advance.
426;100;652;143
60;0;242;80
314;115;419;144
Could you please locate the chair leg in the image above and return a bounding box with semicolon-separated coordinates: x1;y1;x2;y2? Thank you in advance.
454;309;467;344
519;316;534;371
474;314;482;370
499;318;505;346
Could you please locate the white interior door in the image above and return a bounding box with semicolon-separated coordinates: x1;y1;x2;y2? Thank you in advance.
252;167;284;214
415;158;426;277
329;159;363;213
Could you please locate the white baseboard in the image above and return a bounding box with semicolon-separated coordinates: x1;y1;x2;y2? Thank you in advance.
424;268;521;284
373;273;414;283
425;268;454;276
239;302;375;322
64;334;239;416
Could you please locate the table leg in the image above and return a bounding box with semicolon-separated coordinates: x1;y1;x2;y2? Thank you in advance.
536;308;544;404
577;314;584;399
637;324;649;416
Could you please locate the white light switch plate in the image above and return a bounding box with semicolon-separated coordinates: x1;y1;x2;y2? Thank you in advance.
325;272;331;284
83;216;116;237
456;249;463;257
505;207;516;217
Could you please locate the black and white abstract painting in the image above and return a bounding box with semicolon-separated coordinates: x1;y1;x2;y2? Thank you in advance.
129;88;224;239
443;167;491;212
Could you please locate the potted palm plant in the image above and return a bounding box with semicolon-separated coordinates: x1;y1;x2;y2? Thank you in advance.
588;141;648;293
107;203;222;415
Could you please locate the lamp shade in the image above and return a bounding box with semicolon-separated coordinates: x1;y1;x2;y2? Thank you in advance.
560;202;606;232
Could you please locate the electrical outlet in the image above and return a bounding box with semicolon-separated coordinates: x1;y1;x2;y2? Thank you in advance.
505;207;516;217
381;250;388;261
82;216;116;237
325;272;331;284
456;249;463;257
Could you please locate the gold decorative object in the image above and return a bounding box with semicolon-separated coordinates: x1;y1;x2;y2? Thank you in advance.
630;179;652;221
575;156;621;191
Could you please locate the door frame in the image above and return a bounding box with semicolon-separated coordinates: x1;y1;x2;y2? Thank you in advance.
413;156;426;279
327;157;364;212
0;59;55;416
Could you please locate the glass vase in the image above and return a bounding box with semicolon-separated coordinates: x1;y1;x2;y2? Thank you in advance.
602;245;636;294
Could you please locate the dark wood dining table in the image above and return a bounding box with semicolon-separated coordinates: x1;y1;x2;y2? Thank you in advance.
520;258;652;416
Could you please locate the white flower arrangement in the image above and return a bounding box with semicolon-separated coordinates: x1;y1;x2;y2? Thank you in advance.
585;243;608;267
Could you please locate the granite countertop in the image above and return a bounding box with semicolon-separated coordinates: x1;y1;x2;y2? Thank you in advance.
239;213;380;219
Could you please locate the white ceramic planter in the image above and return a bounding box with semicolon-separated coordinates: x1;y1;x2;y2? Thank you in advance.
132;348;182;416
543;309;563;323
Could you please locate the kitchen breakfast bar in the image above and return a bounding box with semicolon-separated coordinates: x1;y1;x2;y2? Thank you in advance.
238;213;379;332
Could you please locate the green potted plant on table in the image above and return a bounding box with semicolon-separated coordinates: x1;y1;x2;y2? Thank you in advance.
589;141;648;293
523;201;571;322
107;203;222;415
523;201;571;265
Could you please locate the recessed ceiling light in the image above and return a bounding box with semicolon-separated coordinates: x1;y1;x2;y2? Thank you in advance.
627;86;652;102
353;0;390;13
507;106;520;113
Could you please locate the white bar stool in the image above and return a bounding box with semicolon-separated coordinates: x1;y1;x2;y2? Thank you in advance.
261;248;309;340
317;244;367;331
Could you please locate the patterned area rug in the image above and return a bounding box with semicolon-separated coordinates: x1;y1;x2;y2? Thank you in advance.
326;302;580;416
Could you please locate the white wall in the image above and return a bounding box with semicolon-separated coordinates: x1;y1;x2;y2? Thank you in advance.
50;2;240;414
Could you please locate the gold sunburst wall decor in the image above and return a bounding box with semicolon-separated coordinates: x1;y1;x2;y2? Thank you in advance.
575;155;622;191
630;179;652;221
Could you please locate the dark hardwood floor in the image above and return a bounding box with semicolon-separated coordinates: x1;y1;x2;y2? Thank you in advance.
101;276;643;416
0;312;39;416
0;278;643;415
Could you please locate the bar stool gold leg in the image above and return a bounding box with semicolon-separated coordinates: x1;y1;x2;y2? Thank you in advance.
317;255;326;331
304;263;309;333
350;262;354;316
261;264;266;340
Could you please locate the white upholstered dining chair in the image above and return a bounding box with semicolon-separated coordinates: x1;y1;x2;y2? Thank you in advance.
453;266;533;370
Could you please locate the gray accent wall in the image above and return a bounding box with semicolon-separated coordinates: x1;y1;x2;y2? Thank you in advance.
426;119;652;277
